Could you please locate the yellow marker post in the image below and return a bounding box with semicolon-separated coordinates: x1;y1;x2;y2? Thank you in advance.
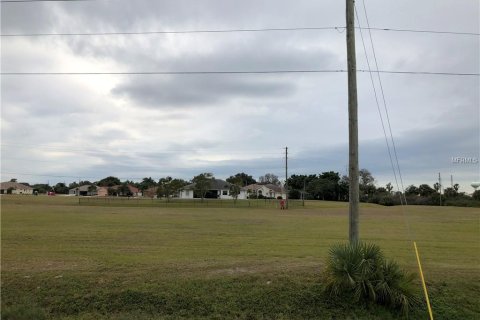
414;241;434;320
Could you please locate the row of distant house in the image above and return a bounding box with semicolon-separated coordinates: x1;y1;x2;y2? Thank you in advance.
69;184;142;197
71;179;287;200
1;179;287;200
179;179;286;200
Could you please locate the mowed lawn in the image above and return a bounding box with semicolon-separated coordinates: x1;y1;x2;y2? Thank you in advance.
1;195;479;319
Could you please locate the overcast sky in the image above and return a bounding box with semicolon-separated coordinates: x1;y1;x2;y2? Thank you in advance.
1;0;479;192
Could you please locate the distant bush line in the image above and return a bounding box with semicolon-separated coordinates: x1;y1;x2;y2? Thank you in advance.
287;170;480;208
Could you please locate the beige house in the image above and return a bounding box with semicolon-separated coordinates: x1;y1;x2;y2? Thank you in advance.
242;183;287;199
96;185;142;197
68;185;97;196
97;187;109;197
143;186;158;198
0;181;34;195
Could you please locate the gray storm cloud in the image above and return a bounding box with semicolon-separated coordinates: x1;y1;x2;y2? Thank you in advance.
1;0;478;191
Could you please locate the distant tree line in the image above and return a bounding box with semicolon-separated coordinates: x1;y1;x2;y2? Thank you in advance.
287;169;480;207
15;170;480;207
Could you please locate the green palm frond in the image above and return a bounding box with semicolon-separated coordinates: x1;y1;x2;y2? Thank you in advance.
323;242;419;316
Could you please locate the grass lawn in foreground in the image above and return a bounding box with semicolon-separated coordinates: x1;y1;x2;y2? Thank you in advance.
1;195;479;319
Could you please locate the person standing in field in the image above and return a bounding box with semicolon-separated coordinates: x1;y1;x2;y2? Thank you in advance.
280;199;286;210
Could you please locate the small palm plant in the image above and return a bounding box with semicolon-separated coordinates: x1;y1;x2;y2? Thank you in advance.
324;242;419;315
376;260;419;315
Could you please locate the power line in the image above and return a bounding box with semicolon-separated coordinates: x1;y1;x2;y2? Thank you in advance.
359;5;434;316
358;70;479;76
1;172;98;179
354;6;403;206
1;69;478;76
0;27;341;37
366;27;479;36
361;0;409;207
0;70;345;75
0;143;284;155
1;0;93;3
1;26;478;37
0;171;151;181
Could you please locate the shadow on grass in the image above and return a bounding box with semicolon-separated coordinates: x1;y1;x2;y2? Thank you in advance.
1;305;47;320
2;276;417;320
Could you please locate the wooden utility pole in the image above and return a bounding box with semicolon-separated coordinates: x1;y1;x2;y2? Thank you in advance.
285;146;289;209
346;0;359;243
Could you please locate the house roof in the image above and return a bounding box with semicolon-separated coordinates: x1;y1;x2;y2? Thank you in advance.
128;185;140;193
242;184;263;191
183;179;231;190
145;186;158;193
69;185;96;192
96;184;140;193
0;181;33;190
242;183;285;193
110;184;140;193
265;184;285;193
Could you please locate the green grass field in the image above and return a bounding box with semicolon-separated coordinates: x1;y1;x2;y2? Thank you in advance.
1;195;479;319
77;197;305;208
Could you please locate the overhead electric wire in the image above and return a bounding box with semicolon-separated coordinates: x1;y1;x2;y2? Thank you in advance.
360;5;434;317
0;143;285;156
366;27;479;36
1;69;478;76
0;69;345;75
0;27;341;37
354;6;404;206
1;0;93;3
358;70;479;76
0;171;154;181
361;0;409;206
2;26;479;37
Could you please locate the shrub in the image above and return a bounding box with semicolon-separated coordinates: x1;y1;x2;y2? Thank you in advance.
376;260;419;315
323;242;419;316
443;198;480;207
379;196;395;206
473;190;480;201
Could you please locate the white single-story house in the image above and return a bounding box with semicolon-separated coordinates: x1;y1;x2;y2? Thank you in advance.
178;180;287;200
0;181;34;195
69;185;97;196
242;183;287;199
